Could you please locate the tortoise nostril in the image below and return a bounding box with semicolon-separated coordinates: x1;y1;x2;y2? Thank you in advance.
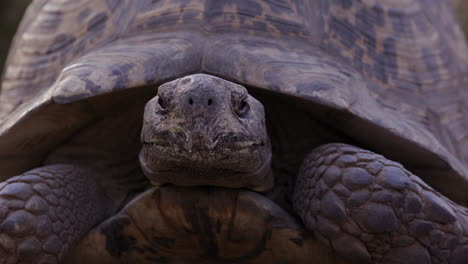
181;88;220;113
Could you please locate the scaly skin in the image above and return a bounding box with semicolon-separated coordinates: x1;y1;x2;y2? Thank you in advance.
293;144;468;264
0;164;115;264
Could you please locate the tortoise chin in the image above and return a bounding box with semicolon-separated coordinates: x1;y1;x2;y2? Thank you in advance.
139;74;274;192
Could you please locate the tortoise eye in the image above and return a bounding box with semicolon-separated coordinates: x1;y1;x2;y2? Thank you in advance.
236;98;250;118
158;97;166;109
156;96;168;115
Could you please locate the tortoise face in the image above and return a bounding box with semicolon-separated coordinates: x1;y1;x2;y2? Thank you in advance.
140;74;273;191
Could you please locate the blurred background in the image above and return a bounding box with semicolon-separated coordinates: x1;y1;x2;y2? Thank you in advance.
454;0;468;36
0;0;468;76
0;0;31;76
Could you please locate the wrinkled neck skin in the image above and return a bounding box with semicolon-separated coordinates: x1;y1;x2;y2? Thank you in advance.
139;74;274;193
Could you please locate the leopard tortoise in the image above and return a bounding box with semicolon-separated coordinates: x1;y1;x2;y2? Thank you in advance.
1;0;468;263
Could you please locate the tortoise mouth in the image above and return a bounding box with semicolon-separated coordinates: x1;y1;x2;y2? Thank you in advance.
142;139;265;152
138;143;274;192
142;131;266;151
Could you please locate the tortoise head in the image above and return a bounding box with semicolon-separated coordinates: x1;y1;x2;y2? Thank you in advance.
140;74;273;191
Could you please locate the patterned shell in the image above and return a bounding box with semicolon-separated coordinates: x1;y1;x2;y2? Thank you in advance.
1;0;468;204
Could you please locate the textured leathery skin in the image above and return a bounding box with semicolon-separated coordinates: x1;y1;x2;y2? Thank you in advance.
294;144;468;264
0;165;113;264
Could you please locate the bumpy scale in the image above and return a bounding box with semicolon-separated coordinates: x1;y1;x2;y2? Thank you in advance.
294;144;468;264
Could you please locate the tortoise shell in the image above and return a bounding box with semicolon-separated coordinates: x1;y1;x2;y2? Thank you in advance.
1;0;468;206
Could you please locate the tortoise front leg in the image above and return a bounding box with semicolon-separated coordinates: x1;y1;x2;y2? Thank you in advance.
293;143;468;264
0;164;119;264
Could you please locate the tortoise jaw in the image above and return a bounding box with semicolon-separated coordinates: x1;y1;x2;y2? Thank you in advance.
138;144;274;192
142;136;265;152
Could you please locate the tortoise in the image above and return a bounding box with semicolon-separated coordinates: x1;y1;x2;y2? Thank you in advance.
1;0;468;263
